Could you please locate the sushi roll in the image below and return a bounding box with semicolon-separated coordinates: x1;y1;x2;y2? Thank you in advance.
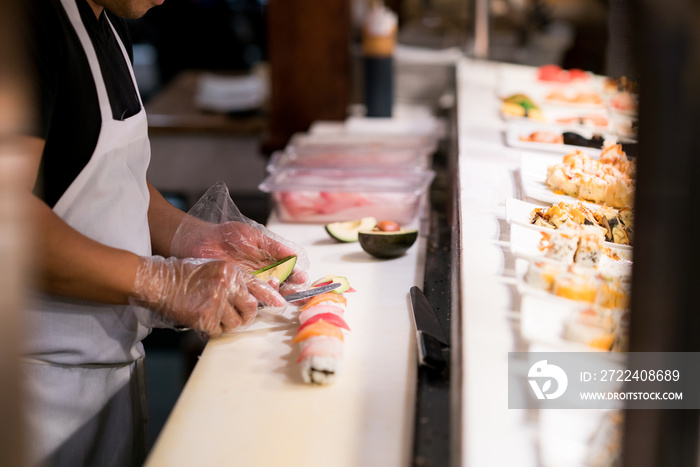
524;260;564;291
618;207;634;244
539;230;578;263
297;336;344;385
573;225;605;266
595;206;630;245
553;272;597;303
563;307;614;350
604;177;634;209
546;165;581;198
578;173;608;205
595;275;630;310
295;276;353;385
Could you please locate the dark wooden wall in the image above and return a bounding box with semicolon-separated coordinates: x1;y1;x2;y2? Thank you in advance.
264;0;353;153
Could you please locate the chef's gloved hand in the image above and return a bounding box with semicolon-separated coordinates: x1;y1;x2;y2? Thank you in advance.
168;182;310;297
130;256;286;337
170;219;309;292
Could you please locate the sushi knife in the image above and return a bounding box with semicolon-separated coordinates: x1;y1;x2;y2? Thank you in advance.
409;286;449;371
171;283;343;331
283;282;341;302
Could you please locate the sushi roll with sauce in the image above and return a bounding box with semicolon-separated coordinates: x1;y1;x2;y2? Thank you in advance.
539;230;579;263
563;307;615;350
618;207;634;244
573;225;606;266
525;260;564;291
545;147;635;208
578;173;608;205
553;272;598;303
595;206;630;245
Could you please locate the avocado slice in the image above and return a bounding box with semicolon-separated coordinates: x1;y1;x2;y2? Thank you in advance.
311;274;351;293
358;229;418;259
253;255;297;283
325;217;377;242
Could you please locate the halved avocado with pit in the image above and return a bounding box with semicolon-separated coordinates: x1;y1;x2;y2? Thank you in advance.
253;255;297;283
358;229;418;259
325;217;377;242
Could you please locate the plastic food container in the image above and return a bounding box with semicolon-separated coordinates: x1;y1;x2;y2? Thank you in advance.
258;168;435;224
287;132;439;154
266;147;433;173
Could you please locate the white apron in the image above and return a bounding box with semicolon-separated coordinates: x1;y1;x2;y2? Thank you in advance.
24;0;153;465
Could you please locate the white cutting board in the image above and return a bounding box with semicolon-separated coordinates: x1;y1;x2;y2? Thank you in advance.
145;217;424;467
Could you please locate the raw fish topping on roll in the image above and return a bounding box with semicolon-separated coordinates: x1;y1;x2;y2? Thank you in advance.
297;313;351;333
295;274;354;385
299;304;345;324
299;292;348;312
296;336;344;364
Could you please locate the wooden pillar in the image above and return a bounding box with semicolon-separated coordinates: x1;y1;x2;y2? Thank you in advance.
264;0;352;153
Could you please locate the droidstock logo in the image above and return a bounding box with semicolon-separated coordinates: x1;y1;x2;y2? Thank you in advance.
528;360;568;400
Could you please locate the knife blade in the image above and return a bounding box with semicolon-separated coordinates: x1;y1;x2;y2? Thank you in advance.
409;286;449;370
284;282;341;302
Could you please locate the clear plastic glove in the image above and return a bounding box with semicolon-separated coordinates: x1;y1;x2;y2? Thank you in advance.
130;256;286;337
171;219;308;290
169;182;310;295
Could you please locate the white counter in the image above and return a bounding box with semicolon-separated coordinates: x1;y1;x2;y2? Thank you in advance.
145;221;425;467
455;59;539;467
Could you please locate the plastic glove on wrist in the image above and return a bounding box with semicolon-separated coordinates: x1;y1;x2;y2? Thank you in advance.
130;256;286;337
171;219;309;291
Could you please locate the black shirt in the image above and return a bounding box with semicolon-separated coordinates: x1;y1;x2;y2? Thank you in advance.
28;0;141;207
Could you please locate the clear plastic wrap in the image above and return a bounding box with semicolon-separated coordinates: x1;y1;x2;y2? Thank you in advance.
167;182;309;324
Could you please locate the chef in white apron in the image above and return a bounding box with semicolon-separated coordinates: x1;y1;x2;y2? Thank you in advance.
22;1;302;465
24;0;155;465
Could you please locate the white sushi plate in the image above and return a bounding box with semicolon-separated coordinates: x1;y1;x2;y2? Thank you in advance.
500;109;614;134
519;150;608;210
520;293;597;352
145;217;424;467
506;121;613;156
513;257;630;315
504;197;633;253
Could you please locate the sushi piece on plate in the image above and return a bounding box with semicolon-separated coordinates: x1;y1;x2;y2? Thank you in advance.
525;260;565;291
573;225;606;266
553;272;598;303
539;230;579;263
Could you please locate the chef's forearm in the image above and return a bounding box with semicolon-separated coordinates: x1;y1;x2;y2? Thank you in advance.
146;181;186;257
32;194;139;304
